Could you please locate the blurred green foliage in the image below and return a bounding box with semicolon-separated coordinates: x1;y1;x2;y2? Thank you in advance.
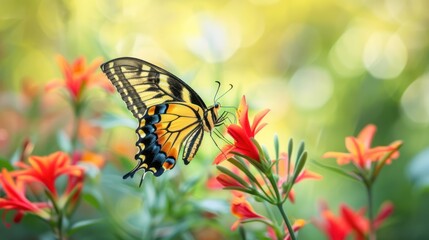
1;0;429;239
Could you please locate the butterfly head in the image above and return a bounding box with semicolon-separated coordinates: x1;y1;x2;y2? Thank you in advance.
214;102;221;110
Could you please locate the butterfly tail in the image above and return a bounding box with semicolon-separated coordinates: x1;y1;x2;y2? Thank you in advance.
122;159;144;179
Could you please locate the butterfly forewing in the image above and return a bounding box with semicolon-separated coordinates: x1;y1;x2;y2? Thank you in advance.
101;57;207;119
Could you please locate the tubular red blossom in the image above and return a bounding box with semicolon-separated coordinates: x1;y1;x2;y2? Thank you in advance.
315;202;394;240
374;202;394;229
341;205;368;239
230;193;266;230
214;95;269;164
227;125;260;160
216;174;247;188
323;124;402;170
0;169;50;225
314;203;352;240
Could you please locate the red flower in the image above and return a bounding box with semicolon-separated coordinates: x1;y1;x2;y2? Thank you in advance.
214;96;269;164
314;202;394;240
216;174;247;188
0;169;50;225
46;55;113;102
15;152;84;199
230;192;267;230
323;124;402;169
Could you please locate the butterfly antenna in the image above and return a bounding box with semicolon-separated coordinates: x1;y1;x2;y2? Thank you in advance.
215;83;233;103
213;81;221;103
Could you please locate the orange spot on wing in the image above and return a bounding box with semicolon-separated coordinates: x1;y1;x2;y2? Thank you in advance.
147;107;156;116
163;161;174;170
154;122;164;130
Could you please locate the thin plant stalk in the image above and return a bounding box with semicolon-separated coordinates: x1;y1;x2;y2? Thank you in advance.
276;203;296;240
366;183;375;240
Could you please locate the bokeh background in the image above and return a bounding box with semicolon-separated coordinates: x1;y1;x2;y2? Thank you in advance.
1;0;429;239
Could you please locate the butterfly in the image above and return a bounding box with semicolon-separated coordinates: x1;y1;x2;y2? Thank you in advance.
101;57;228;181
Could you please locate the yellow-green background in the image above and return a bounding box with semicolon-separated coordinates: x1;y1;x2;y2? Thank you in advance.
1;0;429;239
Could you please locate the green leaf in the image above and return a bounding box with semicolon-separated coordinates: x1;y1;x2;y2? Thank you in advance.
287;139;293;178
67;219;103;236
179;174;201;194
229;157;260;187
287;138;293;160
312;160;361;182
216;165;251;188
296;141;305;165
373;142;403;181
231;151;264;172
0;158;14;171
292;152;307;182
82;191;102;210
192;199;229;214
261;145;271;164
274;134;279;161
223;186;255;195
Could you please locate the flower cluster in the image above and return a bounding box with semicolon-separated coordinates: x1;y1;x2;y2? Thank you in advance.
210;97;402;240
46;55;113;104
0;56;110;239
314;202;393;240
0;152;84;230
210;96;322;240
319;124;402;240
323;124;402;183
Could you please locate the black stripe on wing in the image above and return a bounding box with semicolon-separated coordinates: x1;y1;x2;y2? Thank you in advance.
182;127;204;164
100;57;207;119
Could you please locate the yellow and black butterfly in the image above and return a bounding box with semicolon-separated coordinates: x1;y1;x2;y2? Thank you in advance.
101;57;228;180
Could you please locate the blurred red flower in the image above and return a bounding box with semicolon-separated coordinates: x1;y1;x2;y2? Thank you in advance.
314;202;394;240
230;192;268;231
0;169;50;225
15;151;84;199
323;124;402;169
46;55;113;102
214;96;269;164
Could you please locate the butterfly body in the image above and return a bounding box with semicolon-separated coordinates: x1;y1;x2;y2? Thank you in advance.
101;57;222;178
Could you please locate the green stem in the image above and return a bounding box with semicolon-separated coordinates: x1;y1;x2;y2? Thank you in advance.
268;173;282;203
239;226;246;240
276;203;296;240
366;183;375;240
71;100;82;153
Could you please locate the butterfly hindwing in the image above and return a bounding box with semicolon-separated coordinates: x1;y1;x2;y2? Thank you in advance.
125;102;205;178
101;57;207;119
